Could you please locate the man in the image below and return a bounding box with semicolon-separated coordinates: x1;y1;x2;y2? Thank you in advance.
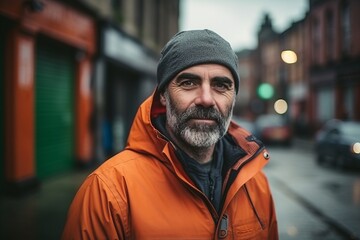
62;29;278;239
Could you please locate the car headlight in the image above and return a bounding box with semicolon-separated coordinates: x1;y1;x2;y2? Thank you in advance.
351;142;360;154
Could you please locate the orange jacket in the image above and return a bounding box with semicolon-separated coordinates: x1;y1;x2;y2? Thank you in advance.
62;91;278;239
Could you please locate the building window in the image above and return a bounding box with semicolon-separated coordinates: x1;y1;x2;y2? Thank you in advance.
112;0;123;23
135;0;144;37
341;1;351;55
112;0;122;9
154;0;161;44
311;17;320;65
325;10;335;61
317;87;335;121
344;85;354;119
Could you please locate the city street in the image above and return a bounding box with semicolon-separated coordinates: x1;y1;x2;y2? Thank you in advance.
1;0;360;239
1;140;360;239
264;140;360;240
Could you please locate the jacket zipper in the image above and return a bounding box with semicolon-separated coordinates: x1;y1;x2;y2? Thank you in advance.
209;178;215;203
218;214;229;238
217;179;266;239
175;173;219;222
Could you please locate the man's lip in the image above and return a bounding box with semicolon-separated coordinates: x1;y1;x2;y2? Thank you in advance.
189;118;216;124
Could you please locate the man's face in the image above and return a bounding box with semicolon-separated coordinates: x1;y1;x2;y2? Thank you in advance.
160;64;236;148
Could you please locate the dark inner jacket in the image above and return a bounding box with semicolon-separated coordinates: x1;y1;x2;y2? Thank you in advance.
153;115;247;213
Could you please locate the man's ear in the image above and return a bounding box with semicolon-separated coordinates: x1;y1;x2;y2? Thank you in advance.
159;92;166;106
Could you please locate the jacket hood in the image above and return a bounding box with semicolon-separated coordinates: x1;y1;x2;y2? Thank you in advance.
124;89;168;161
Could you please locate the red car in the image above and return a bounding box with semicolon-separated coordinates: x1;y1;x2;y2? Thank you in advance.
255;114;292;146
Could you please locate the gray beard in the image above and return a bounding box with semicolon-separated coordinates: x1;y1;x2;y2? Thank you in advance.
180;123;222;148
164;92;233;148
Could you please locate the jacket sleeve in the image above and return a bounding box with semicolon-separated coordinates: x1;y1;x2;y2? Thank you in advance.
61;174;127;240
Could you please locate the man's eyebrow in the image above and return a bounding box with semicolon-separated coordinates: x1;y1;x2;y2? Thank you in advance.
212;76;234;85
176;72;201;81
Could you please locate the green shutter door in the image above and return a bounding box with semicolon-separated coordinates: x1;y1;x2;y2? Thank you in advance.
35;40;75;179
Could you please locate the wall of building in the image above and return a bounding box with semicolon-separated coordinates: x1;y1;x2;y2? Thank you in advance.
0;0;96;194
307;0;360;130
0;0;180;195
237;0;360;136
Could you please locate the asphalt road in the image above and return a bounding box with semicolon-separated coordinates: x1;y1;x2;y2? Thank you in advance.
264;141;360;240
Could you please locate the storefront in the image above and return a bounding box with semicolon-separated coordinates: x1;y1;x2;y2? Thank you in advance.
0;0;96;193
94;22;157;160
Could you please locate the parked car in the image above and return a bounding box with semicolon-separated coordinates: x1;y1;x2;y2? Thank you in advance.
232;116;258;137
255;114;292;146
315;119;360;169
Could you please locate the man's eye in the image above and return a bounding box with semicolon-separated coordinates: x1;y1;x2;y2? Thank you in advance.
179;80;195;87
213;82;231;91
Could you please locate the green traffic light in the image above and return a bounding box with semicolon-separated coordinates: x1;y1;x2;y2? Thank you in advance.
257;83;274;100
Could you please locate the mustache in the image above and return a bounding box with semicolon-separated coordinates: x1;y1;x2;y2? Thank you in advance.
181;106;223;123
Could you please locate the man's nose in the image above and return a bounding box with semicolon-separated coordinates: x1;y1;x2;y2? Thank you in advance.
194;84;215;108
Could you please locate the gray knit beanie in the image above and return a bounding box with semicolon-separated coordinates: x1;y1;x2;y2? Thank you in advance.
157;29;240;93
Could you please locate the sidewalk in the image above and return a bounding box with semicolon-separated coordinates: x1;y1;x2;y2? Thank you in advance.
267;174;346;240
0;169;92;240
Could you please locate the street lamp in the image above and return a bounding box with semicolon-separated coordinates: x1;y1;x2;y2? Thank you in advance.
274;99;288;114
281;50;297;64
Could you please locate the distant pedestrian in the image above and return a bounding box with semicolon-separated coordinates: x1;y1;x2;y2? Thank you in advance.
62;29;278;239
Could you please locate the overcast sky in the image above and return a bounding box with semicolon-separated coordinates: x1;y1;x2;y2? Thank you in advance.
180;0;309;51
